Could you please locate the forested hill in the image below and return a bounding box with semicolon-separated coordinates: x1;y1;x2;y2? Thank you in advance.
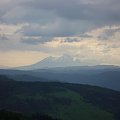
0;75;120;120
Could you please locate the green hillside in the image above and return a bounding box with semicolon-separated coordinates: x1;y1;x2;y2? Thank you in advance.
0;75;120;120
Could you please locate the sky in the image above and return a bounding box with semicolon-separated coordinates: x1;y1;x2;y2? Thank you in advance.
0;0;120;67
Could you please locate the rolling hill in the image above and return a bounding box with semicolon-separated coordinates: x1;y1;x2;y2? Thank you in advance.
0;75;120;120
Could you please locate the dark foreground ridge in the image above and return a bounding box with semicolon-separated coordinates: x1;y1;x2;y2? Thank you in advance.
0;75;120;120
0;109;59;120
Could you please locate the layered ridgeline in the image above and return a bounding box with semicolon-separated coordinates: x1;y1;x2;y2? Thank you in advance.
0;75;120;120
0;55;120;91
0;65;120;91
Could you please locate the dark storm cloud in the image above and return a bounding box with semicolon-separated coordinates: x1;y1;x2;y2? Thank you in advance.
79;34;93;38
18;20;89;38
20;0;120;25
63;37;80;42
0;0;120;43
21;36;52;45
22;38;43;45
0;0;120;25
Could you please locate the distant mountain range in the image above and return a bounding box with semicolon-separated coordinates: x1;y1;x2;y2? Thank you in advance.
0;65;120;91
15;55;88;70
0;65;10;69
1;55;119;70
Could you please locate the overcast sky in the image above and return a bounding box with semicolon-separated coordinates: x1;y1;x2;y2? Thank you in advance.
0;0;120;67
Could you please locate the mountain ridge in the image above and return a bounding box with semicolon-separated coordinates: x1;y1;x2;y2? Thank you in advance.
15;55;84;70
0;65;120;91
14;54;120;70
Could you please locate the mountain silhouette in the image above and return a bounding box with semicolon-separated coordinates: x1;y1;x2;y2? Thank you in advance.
17;54;81;70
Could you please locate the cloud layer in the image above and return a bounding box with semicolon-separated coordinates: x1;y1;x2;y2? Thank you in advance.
0;0;120;42
1;0;120;24
0;0;120;66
